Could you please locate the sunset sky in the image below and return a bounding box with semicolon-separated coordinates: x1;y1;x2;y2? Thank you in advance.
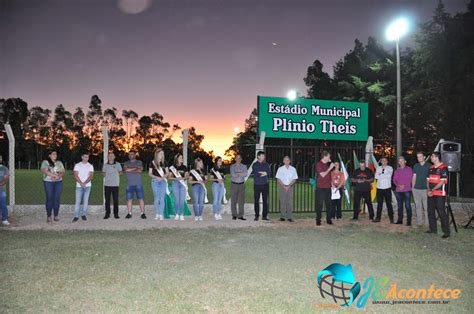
1;0;468;156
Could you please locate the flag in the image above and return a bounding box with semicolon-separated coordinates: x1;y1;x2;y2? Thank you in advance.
338;153;351;209
365;136;378;202
353;150;359;170
366;155;378;202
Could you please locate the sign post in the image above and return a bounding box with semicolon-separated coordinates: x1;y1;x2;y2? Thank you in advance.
5;124;15;211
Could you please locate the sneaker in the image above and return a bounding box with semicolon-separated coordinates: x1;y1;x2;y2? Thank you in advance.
179;215;184;221
72;217;79;222
195;216;199;221
54;216;60;222
217;214;222;220
125;213;132;219
174;214;180;220
81;216;87;221
2;220;10;226
155;214;160;220
198;216;203;221
214;214;218;220
141;213;147;219
47;217;53;224
159;215;164;221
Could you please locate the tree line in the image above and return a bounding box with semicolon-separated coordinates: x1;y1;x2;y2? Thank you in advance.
0;95;215;168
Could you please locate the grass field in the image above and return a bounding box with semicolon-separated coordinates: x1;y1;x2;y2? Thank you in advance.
1;220;472;313
13;169;316;207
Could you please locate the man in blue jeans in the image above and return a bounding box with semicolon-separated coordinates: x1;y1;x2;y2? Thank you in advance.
0;159;10;226
72;153;94;222
124;151;146;219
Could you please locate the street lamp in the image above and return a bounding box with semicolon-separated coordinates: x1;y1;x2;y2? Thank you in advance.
386;17;408;158
287;89;298;101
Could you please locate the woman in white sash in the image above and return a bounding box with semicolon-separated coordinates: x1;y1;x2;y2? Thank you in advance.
189;158;207;221
148;149;168;220
168;154;189;221
210;156;225;220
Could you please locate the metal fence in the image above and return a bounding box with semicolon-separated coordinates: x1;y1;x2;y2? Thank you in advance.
261;144;365;213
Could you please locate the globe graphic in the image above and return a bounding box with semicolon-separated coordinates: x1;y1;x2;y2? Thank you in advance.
318;274;354;306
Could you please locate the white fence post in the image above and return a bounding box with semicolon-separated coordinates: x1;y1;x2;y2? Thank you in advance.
183;129;189;167
5;124;15;211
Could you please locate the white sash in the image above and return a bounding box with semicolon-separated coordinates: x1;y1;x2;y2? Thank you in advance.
169;165;191;200
152;161;170;195
190;169;209;203
212;168;228;204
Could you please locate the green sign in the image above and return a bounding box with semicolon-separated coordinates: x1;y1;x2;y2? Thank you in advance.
258;96;368;141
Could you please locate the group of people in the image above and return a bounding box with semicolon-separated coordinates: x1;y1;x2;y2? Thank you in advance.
0;148;452;238
314;150;451;238
37;149;230;224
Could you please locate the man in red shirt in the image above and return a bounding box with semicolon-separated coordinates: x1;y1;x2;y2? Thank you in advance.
315;151;335;226
426;152;450;239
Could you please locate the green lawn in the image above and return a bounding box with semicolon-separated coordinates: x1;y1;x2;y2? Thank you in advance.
13;170;317;208
0;223;472;312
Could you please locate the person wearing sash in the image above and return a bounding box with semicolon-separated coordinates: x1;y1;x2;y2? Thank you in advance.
102;152;122;219
210;156;225;220
189;158;208;221
230;154;247;220
275;156;298;222
330;161;345;220
168;154;189;221
40;151;65;224
149;149;168;221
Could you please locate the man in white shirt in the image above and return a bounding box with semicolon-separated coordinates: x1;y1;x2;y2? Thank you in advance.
373;156;394;223
275;156;298;222
73;153;94;222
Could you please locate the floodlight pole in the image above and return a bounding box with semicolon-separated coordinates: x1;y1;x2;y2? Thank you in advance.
102;125;108;206
5;123;15;211
396;39;402;158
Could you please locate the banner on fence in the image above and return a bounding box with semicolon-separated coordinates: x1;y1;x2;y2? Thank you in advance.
257;96;368;141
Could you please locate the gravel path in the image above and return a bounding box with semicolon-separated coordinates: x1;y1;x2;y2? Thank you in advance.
2;203;471;232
